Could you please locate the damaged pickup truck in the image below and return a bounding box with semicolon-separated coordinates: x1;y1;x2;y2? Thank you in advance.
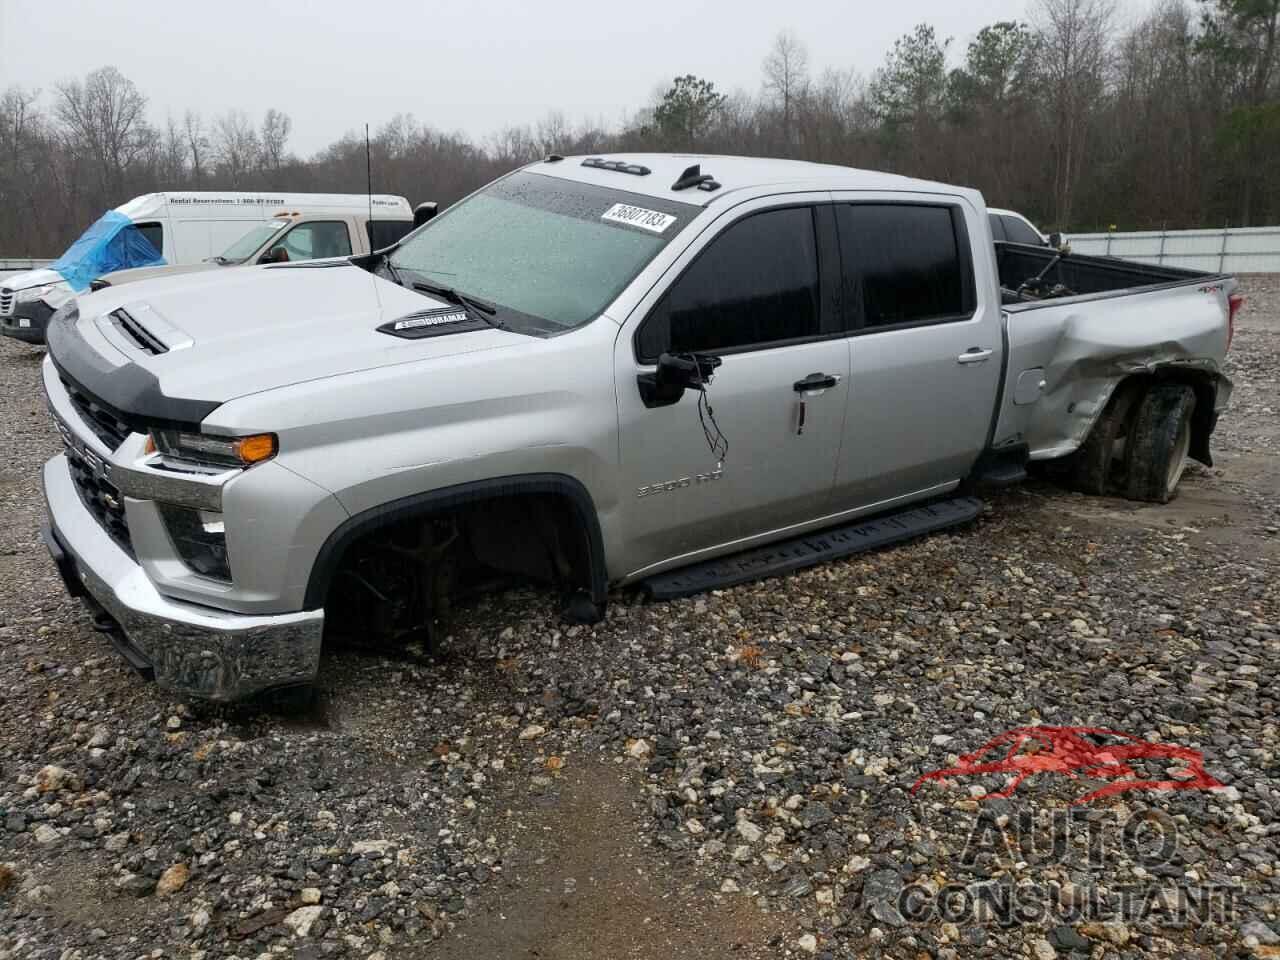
38;154;1242;701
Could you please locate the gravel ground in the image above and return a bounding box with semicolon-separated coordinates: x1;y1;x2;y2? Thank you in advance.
1;279;1277;960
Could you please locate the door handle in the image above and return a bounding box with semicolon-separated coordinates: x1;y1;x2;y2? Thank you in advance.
957;348;994;364
793;372;841;392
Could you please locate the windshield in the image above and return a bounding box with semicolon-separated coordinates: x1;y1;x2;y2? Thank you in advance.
389;170;699;334
218;221;289;263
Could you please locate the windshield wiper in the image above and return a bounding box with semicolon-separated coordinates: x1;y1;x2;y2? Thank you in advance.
410;278;503;328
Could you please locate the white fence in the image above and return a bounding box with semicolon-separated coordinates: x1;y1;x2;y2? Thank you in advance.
1068;226;1280;274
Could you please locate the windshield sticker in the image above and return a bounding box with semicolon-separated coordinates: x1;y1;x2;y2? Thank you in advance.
601;203;677;234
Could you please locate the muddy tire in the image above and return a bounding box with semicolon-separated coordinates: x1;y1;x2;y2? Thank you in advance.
1123;383;1197;504
1069;380;1145;495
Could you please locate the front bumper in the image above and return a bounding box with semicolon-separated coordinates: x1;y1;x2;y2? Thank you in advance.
1;299;54;344
42;454;323;701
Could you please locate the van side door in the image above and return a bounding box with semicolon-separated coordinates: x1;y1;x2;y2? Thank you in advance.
831;196;1002;509
613;198;850;580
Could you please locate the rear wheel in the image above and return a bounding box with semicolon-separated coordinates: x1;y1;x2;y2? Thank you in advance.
1123;384;1197;504
1069;380;1145;495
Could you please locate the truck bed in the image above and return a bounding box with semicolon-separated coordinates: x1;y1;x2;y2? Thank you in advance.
990;242;1234;464
995;241;1220;306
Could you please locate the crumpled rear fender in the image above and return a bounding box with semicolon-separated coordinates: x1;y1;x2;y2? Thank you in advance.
994;286;1233;465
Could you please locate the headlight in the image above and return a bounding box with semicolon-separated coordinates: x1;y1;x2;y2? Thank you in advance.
148;430;277;468
16;284;53;303
16;283;73;307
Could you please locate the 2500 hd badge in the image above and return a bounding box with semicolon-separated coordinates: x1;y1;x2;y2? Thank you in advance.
636;468;723;498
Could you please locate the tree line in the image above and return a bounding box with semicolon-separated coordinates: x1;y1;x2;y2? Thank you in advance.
1;0;1277;257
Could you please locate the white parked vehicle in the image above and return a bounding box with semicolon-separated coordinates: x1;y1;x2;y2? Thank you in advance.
1;192;414;344
39;154;1241;702
95;201;434;289
988;207;1052;246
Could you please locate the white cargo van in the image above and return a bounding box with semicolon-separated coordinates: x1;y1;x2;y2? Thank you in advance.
0;192;413;345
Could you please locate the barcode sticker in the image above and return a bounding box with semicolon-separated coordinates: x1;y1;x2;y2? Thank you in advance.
601;203;677;234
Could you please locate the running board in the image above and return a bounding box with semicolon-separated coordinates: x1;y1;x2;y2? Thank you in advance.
642;497;984;600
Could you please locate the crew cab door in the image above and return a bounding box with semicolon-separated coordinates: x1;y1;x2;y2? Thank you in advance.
831;196;1002;508
614;199;849;579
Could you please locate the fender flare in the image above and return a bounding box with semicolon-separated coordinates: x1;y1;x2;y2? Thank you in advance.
302;473;609;610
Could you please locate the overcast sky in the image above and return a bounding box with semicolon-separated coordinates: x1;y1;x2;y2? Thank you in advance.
2;0;1142;157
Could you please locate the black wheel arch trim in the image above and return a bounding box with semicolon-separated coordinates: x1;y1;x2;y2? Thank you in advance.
303;473;609;610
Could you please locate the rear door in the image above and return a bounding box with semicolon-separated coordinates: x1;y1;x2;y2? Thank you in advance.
614;199;850;577
832;196;1002;508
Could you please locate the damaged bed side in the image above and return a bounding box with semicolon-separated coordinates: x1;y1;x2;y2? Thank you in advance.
988;242;1240;502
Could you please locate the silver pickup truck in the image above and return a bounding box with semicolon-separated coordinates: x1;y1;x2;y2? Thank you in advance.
38;154;1242;701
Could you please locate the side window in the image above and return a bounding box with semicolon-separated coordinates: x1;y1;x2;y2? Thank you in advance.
276;221;352;261
367;219;414;250
637;206;820;361
838;204;974;331
987;214;1007;242
136;221;163;254
1001;215;1044;246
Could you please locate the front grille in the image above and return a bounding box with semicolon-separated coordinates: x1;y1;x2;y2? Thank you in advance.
66;453;134;558
0;289;13;317
61;377;132;452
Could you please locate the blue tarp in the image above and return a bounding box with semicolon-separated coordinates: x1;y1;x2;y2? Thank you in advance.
49;211;165;292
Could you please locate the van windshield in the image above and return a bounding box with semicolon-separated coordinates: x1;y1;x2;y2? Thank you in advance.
388;171;699;334
218;221;289;264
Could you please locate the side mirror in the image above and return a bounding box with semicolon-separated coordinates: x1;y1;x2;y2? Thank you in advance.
1048;232;1070;253
413;202;438;227
261;247;289;264
638;352;722;408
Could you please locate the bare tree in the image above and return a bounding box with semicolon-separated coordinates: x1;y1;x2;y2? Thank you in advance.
763;29;811;144
259;108;292;175
183;110;208;185
158;115;188;184
1033;0;1114;225
53;66;151;204
212;109;260;186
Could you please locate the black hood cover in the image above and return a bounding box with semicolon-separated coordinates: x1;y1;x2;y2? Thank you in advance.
45;306;219;429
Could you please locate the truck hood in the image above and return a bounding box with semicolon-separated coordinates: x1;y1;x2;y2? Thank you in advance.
46;261;525;426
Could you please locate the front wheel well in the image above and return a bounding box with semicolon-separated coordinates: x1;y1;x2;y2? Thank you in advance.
303;475;608;626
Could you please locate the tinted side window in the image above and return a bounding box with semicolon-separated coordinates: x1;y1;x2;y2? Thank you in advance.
987;214;1007;242
136;221;163;253
1001;215;1043;245
637;207;819;360
839;204;973;330
367;219;413;250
